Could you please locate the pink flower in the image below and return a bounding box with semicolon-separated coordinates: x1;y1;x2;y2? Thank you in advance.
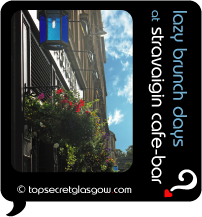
38;93;44;100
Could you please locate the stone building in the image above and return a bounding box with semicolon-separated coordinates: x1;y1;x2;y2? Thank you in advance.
11;10;110;172
68;10;109;137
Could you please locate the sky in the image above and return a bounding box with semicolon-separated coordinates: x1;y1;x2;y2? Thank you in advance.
101;10;133;153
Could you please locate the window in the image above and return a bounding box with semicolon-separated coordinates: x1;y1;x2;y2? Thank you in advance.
22;12;31;172
67;53;72;79
73;71;77;92
31;31;51;101
22;15;31;88
74;10;78;49
52;66;55;86
64;54;70;79
23;22;28;85
22;19;30;85
52;66;61;87
69;66;77;92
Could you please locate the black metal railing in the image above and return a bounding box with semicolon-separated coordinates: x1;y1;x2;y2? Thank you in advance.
24;83;61;98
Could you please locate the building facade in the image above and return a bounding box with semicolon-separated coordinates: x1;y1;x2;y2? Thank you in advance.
11;10;111;172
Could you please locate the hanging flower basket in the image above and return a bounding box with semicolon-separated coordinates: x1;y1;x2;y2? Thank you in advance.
24;88;95;149
24;87;114;172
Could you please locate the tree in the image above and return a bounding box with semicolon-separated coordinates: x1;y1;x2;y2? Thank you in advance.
124;162;132;171
115;149;126;158
125;145;133;157
115;149;126;166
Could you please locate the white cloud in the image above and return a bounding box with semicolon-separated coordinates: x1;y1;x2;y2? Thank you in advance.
108;109;124;126
118;74;133;103
101;10;133;59
119;12;133;38
113;76;119;86
121;61;129;71
109;67;114;71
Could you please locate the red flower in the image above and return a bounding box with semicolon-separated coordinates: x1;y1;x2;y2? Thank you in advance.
79;99;85;107
85;111;91;115
60;99;67;104
75;102;81;112
76;108;80;113
64;94;68;100
69;101;72;107
57;89;63;94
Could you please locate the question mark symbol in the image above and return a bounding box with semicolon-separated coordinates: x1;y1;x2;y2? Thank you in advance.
170;169;197;192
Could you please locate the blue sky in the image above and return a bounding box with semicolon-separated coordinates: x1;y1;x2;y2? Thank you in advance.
101;10;133;153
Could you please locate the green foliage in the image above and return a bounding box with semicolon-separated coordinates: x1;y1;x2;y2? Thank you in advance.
125;145;133;157
124;162;132;171
101;164;107;171
115;157;120;165
24;88;116;172
25;88;96;148
105;158;115;172
58;144;76;171
115;149;126;158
